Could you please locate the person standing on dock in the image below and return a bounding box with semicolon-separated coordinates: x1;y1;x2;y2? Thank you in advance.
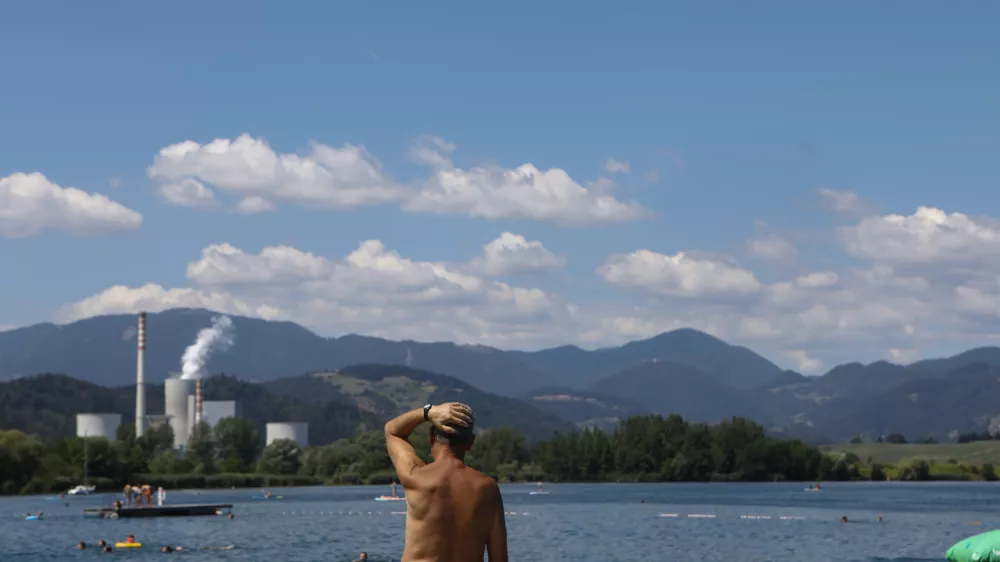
122;485;132;508
157;487;166;507
384;402;508;562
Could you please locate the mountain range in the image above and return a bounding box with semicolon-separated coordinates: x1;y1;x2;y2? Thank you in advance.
3;307;1000;443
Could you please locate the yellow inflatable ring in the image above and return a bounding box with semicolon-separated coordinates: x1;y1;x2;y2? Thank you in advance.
115;542;142;548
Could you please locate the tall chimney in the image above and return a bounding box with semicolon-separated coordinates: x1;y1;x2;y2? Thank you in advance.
195;378;203;425
135;312;147;436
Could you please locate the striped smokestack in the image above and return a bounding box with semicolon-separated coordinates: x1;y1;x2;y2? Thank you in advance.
135;312;147;436
195;378;203;425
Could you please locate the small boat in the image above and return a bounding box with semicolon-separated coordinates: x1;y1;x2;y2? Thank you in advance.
68;485;96;496
251;495;283;500
25;515;43;521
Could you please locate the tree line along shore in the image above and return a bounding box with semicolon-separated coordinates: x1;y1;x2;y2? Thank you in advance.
1;414;997;496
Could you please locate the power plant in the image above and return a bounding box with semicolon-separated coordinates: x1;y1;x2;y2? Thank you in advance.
73;312;310;456
76;413;122;440
165;378;193;449
134;311;147;436
266;422;309;448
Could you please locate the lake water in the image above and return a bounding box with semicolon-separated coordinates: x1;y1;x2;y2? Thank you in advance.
1;482;993;561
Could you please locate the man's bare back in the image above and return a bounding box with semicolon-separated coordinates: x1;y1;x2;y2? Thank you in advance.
385;403;508;562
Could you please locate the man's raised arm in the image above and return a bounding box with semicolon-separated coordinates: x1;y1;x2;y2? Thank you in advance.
384;408;428;487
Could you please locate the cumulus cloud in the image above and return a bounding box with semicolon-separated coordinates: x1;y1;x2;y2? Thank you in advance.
404;138;650;226
887;348;922;364
747;231;798;263
0;172;143;238
64;235;578;348
56;283;283;323
597;250;761;300
235;196;275;214
158;178;216;208
470;232;566;276
784;350;823;374
817;187;877;216
840;207;1000;267
604;158;631;174
148;134;407;211
410;135;455;168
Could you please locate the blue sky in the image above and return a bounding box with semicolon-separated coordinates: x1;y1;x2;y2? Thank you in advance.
1;1;999;373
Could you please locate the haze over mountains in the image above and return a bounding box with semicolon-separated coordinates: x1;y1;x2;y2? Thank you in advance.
3;308;1000;444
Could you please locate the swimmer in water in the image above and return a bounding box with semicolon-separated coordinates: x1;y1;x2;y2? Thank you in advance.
161;546;173;553
353;552;368;562
126;534;136;544
385;402;507;562
228;512;234;519
878;514;883;523
841;516;848;523
102;546;113;553
97;540;107;548
77;542;87;550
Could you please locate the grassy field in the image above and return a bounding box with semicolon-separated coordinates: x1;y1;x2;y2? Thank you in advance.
822;441;1000;466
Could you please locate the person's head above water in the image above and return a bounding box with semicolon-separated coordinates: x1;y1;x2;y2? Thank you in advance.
77;542;87;550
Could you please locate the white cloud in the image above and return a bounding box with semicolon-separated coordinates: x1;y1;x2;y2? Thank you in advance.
0;324;14;333
817;187;877;216
746;226;797;262
604;158;631;174
404;140;650;226
470;232;566;276
887;348;922;364
157;178;216;208
0;172;143;238
784;350;823;374
410;135;455;168
148;134;407;211
65;236;578;348
56;283;283;323
597;250;761;299
235;196;275;214
840;207;1000;266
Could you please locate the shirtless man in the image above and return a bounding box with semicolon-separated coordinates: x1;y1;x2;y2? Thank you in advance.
385;402;508;562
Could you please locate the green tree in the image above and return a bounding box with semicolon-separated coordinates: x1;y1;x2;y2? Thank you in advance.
257;439;302;475
186;421;216;474
982;463;997;481
213;417;261;472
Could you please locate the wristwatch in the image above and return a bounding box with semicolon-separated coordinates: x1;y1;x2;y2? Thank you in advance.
423;404;432;421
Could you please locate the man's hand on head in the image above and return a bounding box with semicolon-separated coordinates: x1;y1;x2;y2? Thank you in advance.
428;402;474;433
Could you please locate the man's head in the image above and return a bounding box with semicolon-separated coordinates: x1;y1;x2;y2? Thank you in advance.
431;407;476;455
358;552;368;560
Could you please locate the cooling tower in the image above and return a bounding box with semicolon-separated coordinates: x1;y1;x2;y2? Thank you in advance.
77;413;122;440
266;422;309;448
164;377;192;449
135;312;147;436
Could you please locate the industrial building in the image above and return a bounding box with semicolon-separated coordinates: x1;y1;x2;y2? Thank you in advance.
266;422;309;448
76;413;122;440
187;397;239;431
160;380;241;449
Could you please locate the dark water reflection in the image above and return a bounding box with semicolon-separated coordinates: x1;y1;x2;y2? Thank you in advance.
0;482;991;561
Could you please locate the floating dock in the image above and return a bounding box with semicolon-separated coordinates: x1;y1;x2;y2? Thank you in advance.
84;503;232;519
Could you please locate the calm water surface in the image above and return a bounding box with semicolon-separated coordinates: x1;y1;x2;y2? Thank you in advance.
1;482;992;561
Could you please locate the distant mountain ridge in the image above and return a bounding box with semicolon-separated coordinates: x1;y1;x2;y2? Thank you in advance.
5;308;1000;444
0;308;782;395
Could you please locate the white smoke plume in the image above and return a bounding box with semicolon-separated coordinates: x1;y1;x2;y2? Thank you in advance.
180;315;234;380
